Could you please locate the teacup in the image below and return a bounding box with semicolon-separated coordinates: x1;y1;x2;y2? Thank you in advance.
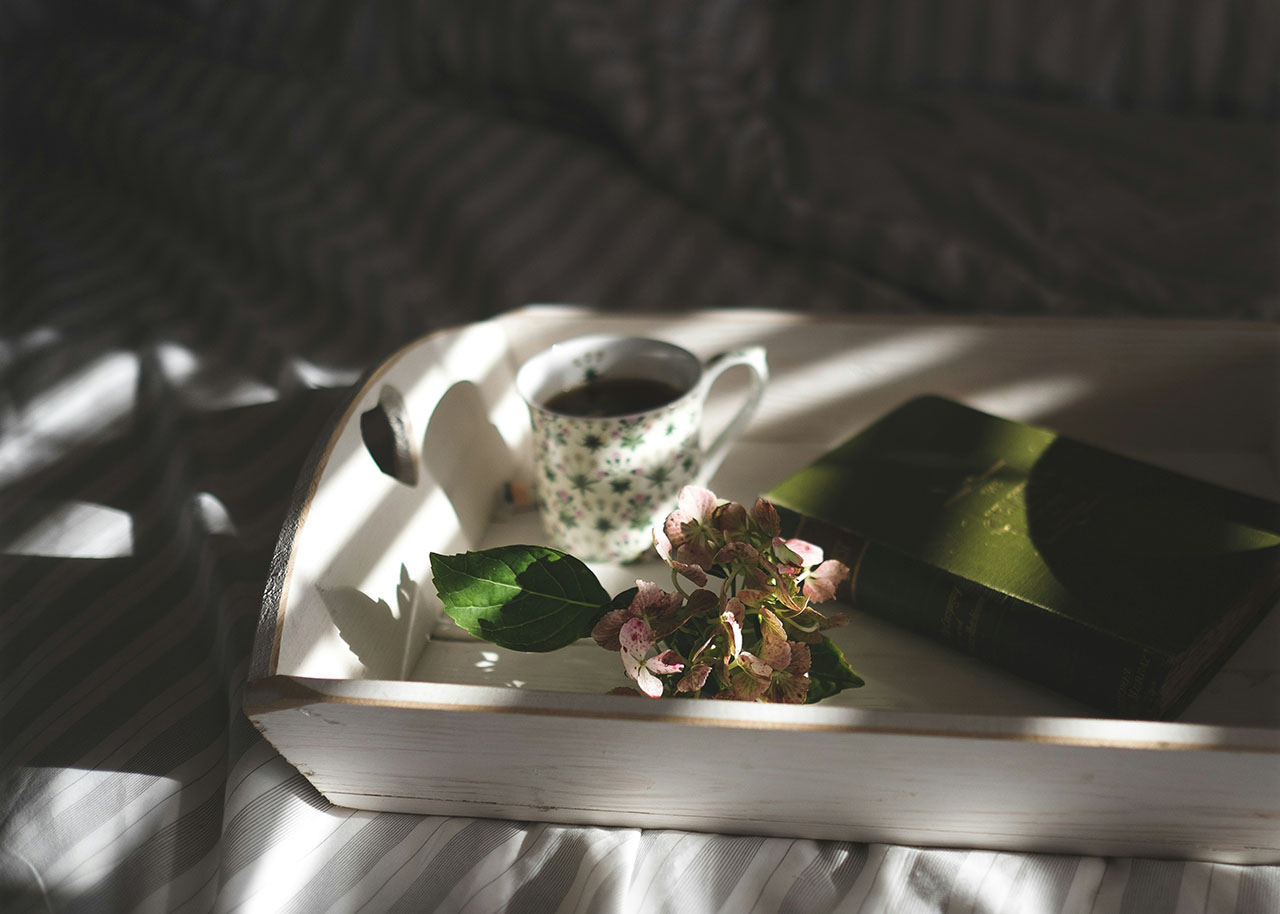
515;334;768;562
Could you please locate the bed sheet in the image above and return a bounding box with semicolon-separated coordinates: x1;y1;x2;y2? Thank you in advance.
2;2;1278;912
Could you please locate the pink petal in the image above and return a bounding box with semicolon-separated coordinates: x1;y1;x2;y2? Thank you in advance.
646;649;685;675
676;540;714;572
712;501;747;533
656;527;709;586
619;617;654;660
763;641;811;703
739;651;773;678
758;609;792;671
677;663;712;693
677;485;717;521
591;608;632;651
630;579;683;619
650;612;689;642
772;672;809;704
787;642;812;677
684;588;719;616
664;510;694;547
652;526;674;562
672;556;708;588
714;541;760;565
751;499;781;537
727;659;772;700
802;559;850;603
784;537;824;567
650;589;708;641
727;677;769;701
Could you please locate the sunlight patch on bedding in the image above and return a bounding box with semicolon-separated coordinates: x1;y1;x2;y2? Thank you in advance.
11;768;186;902
154;340;200;383
156;341;278;409
291;355;363;389
193;491;237;535
0;350;139;485
0;500;134;558
227;808;381;914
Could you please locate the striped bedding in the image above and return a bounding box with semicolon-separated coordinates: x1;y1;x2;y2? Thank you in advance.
2;2;1277;912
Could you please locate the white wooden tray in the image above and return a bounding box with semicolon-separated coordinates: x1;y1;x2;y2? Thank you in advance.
245;306;1280;863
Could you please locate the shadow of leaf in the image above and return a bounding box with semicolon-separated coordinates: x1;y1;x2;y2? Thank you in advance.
318;565;424;679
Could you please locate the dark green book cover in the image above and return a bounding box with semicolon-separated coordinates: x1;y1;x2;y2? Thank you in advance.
764;395;1280;719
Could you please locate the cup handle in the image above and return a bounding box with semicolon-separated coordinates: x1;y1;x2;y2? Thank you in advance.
692;346;769;487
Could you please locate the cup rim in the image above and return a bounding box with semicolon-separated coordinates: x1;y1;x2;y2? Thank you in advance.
515;333;703;419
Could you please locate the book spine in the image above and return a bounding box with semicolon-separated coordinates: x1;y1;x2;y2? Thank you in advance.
783;510;1173;718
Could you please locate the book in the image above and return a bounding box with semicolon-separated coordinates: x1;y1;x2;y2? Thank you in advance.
763;395;1280;719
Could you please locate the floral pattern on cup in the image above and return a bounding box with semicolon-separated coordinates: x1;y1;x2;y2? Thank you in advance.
530;397;702;562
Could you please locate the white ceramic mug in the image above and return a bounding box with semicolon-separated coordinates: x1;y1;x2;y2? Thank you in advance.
516;334;768;562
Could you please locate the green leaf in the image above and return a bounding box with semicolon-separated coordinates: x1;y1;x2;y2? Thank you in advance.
806;636;864;703
430;545;611;652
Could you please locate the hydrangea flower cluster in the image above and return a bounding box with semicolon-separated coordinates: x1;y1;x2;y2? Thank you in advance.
591;485;851;702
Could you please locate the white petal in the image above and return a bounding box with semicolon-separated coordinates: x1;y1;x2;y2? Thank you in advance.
678;485;717;520
635;664;665;698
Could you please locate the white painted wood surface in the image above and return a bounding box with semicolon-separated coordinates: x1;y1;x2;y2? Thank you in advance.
245;306;1280;862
